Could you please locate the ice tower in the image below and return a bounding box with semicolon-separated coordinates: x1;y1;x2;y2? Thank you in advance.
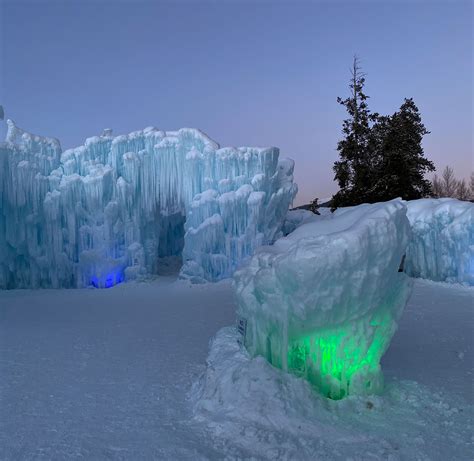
405;198;474;286
0;120;297;288
235;200;413;399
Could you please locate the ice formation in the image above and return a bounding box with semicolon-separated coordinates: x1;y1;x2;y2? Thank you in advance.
193;321;472;459
0;120;296;289
235;200;413;399
405;198;473;286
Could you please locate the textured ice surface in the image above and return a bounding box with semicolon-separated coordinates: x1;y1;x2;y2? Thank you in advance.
235;200;413;398
405;198;473;286
0;120;296;288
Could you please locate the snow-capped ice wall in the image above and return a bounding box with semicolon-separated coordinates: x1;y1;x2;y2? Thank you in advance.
405;198;473;286
0;120;296;289
235;200;413;399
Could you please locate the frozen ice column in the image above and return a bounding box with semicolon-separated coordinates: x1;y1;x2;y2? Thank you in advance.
234;200;413;399
405;198;474;286
180;153;298;282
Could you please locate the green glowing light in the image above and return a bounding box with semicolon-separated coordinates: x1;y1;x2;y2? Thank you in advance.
264;309;394;400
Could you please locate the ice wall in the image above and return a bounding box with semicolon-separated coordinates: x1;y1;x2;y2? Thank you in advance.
235;200;412;399
405;198;473;286
0;120;296;288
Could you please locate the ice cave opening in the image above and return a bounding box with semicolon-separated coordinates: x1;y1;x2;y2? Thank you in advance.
91;210;186;288
0;120;297;289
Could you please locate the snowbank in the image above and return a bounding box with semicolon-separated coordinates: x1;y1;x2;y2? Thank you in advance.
405;198;473;285
0;121;296;288
235;200;412;398
192;326;472;460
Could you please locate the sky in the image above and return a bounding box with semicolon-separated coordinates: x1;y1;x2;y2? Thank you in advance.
0;0;472;205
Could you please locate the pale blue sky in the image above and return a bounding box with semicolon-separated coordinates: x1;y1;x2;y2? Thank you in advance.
1;0;472;204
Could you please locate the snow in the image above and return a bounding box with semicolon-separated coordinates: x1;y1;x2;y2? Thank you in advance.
0;278;472;460
0;277;235;460
405;198;473;286
0;120;296;288
234;200;413;398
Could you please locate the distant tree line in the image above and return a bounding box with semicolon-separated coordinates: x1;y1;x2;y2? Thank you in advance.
331;57;435;209
432;167;474;201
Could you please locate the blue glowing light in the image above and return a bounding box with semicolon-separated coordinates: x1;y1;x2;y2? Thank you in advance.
90;270;124;288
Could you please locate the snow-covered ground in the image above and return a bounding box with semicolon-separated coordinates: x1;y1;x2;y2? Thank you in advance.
0;277;472;460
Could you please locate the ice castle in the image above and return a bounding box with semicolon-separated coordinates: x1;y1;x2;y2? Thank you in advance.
0;120;297;288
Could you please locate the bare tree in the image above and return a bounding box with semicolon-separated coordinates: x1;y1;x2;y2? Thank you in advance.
456;179;469;201
431;166;473;200
441;166;458;197
431;174;444;197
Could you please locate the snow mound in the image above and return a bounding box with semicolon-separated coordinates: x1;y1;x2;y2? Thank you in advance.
235;200;413;398
192;327;473;460
0;121;296;288
405;198;473;286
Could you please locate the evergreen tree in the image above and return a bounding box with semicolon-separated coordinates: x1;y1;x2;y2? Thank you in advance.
371;98;435;200
332;59;435;207
332;57;378;208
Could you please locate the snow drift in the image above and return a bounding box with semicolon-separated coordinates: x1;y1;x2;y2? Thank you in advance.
192;324;472;460
235;200;413;399
405;198;473;286
0;120;296;288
